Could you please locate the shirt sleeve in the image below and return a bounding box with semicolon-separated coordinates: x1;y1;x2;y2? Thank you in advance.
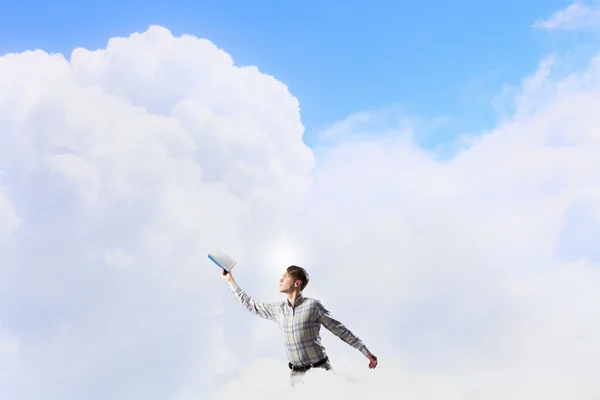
316;300;371;356
228;281;278;322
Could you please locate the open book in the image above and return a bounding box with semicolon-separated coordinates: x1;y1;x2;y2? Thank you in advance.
208;247;237;274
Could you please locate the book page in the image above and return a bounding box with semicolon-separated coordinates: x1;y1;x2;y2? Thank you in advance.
209;248;237;271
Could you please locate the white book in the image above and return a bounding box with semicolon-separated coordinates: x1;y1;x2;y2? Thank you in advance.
208;247;237;273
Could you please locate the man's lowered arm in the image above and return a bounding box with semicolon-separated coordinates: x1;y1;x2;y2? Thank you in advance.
316;300;378;369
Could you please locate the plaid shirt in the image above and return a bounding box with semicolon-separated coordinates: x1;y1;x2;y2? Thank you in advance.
228;281;371;366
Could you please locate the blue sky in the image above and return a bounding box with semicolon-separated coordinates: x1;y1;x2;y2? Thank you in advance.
0;0;575;149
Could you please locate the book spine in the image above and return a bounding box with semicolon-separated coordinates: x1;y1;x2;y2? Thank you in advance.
208;254;229;273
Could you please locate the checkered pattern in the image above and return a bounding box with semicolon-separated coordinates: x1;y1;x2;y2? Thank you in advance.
228;281;370;366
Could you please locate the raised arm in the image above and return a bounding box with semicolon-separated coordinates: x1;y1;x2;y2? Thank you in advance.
222;270;278;322
316;300;378;368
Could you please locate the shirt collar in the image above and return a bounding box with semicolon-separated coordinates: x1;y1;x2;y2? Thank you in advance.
287;294;305;308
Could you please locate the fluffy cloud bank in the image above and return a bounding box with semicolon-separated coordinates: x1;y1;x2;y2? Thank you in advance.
0;25;314;399
1;23;600;400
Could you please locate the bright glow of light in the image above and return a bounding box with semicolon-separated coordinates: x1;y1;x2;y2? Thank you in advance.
265;235;302;273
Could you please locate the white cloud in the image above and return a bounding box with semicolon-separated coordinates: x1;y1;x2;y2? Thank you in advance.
1;24;600;400
0;323;24;396
103;247;136;268
47;153;100;204
0;180;20;246
0;25;313;400
297;47;600;398
534;1;600;30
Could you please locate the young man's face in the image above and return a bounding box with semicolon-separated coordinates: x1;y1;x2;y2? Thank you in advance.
279;271;297;293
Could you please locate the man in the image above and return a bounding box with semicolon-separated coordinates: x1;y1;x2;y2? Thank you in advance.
221;265;378;386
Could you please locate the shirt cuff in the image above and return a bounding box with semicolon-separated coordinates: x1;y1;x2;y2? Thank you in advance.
357;344;370;356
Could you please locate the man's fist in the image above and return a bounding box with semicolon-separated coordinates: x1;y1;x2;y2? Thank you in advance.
221;269;233;283
366;353;378;369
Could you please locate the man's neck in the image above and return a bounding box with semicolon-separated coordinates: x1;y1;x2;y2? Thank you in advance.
287;291;302;307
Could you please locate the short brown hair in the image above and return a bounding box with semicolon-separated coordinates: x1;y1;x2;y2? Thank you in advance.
287;265;309;291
